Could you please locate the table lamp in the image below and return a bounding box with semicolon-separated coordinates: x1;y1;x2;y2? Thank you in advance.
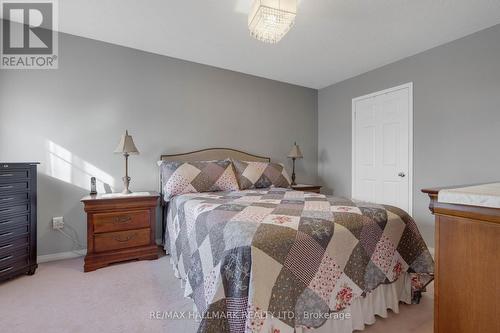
114;130;139;194
287;142;303;186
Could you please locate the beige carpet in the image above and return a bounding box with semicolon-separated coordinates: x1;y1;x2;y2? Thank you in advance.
0;254;433;333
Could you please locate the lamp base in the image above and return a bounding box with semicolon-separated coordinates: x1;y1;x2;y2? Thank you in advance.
121;176;132;194
291;158;297;186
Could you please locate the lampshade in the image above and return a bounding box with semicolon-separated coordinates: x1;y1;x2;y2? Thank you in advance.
287;142;303;159
248;0;297;44
114;130;139;154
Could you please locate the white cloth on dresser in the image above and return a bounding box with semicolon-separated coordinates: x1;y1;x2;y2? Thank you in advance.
438;182;500;208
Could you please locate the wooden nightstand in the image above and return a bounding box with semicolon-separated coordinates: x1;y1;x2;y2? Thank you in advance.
291;184;322;193
81;192;159;272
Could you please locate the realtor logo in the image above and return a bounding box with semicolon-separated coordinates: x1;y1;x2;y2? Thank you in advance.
1;0;58;69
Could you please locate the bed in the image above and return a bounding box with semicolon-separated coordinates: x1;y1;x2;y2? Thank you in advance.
159;148;434;333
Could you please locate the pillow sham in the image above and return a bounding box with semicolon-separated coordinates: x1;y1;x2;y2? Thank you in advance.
159;160;239;199
232;160;291;190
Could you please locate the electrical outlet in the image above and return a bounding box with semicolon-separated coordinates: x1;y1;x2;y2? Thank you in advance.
52;216;64;230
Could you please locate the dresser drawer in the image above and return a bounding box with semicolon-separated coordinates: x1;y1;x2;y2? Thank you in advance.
93;210;150;233
94;228;150;252
0;181;30;194
0;202;30;219
0;169;30;183
0;245;29;265
0;253;29;277
0;214;29;232
0;225;30;246
0;235;30;255
0;192;29;208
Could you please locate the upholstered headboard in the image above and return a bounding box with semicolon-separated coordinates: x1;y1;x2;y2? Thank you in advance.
160;148;270;163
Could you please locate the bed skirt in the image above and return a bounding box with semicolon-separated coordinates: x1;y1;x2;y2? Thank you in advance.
167;252;413;333
298;273;412;333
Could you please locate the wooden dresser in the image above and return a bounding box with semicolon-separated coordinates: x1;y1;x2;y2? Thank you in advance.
423;184;500;333
0;163;38;282
82;192;159;272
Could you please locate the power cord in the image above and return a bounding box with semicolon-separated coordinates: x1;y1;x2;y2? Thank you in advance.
56;226;86;256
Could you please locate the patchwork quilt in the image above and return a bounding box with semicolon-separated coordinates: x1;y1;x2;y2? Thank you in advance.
165;188;434;333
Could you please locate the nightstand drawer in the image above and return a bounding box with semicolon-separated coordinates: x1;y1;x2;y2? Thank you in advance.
94;228;150;252
93;210;150;233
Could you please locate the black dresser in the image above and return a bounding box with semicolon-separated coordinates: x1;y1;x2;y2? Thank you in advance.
0;163;38;282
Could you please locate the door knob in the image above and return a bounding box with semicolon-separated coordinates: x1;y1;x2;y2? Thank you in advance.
398;172;406;178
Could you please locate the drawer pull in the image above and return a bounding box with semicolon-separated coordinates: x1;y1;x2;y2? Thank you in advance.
0;255;13;262
0;174;13;177
113;233;137;243
0;267;13;273
0;232;13;238
0;244;13;250
0;197;14;202
113;216;132;224
0;185;13;190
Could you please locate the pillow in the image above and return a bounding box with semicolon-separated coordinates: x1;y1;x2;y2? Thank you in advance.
232;160;291;190
159;160;239;199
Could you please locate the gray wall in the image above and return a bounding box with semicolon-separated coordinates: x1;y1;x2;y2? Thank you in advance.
318;24;500;246
0;32;318;256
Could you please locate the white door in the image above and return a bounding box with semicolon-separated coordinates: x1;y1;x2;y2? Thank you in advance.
352;83;413;214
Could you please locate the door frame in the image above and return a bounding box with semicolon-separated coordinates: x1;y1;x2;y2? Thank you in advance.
351;82;414;215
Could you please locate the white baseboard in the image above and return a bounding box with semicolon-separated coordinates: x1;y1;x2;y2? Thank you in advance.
37;246;432;263
37;249;87;263
37;241;165;264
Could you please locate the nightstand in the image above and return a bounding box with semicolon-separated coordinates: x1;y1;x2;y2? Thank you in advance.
81;192;159;272
291;184;322;193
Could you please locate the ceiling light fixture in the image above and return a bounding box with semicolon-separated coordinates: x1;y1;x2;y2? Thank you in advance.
248;0;297;44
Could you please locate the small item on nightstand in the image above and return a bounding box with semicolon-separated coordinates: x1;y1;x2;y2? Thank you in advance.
287;142;303;185
90;177;97;195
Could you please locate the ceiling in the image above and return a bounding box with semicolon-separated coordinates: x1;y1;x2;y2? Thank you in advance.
54;1;500;88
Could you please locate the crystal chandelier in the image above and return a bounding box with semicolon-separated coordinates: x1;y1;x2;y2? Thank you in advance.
248;0;297;44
